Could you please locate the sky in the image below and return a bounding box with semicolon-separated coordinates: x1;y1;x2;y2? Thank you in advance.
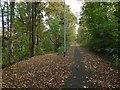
65;0;84;34
66;0;83;16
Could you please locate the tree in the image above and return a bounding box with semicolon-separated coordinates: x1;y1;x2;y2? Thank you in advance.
78;2;118;53
9;2;15;63
47;16;63;51
2;1;76;67
31;2;36;57
45;2;76;51
77;2;120;68
2;7;5;51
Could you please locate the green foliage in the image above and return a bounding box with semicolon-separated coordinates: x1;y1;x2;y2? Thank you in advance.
2;48;10;68
45;2;76;52
57;45;64;54
13;34;29;61
113;54;120;69
2;2;76;68
42;37;54;52
46;16;63;52
78;2;120;69
36;45;45;55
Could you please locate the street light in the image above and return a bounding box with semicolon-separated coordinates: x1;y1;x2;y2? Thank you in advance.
64;0;66;57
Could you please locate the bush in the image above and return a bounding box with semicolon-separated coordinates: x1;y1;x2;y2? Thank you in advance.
14;41;29;61
2;48;10;68
36;45;45;55
57;45;64;54
113;54;120;69
42;37;54;52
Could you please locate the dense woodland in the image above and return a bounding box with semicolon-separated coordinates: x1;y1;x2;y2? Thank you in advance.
1;2;76;67
77;2;120;69
1;1;120;89
1;1;120;70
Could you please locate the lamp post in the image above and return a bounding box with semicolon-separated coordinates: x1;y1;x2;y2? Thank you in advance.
64;0;66;57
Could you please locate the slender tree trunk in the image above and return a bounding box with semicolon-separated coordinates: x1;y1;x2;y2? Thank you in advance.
9;2;15;64
36;14;40;46
35;3;37;47
36;4;39;46
2;8;5;51
7;2;11;64
31;2;36;57
36;3;41;46
116;2;120;58
36;23;38;46
28;17;31;57
26;2;32;57
36;17;39;46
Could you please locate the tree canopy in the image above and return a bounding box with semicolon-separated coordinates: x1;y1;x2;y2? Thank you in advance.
77;2;120;68
1;1;76;67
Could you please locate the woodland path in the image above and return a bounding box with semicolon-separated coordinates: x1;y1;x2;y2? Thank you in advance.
63;46;119;89
63;46;95;88
2;46;120;88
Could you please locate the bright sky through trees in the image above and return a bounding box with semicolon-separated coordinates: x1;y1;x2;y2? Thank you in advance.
0;0;83;30
66;0;83;34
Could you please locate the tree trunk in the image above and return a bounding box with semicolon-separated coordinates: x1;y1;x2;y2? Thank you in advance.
26;2;32;57
2;8;5;52
118;2;120;58
9;2;15;64
7;2;11;64
37;29;39;45
35;3;37;46
36;3;41;46
31;2;36;57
